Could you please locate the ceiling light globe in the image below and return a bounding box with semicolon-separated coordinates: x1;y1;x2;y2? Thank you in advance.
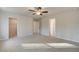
36;12;40;15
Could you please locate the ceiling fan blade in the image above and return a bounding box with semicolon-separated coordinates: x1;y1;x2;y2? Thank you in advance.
35;7;42;10
42;11;48;13
33;13;36;15
40;13;42;15
28;9;35;12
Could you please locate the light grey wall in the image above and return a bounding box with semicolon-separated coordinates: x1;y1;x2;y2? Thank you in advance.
1;13;9;39
55;11;79;42
0;12;33;39
0;19;1;38
41;10;79;42
0;15;1;38
17;16;32;37
0;9;79;42
0;11;3;39
41;17;49;36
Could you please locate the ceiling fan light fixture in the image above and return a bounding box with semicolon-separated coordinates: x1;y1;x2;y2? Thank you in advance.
28;7;48;15
36;11;41;15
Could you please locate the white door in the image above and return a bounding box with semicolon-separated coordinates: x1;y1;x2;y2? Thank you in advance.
32;20;40;35
49;18;56;36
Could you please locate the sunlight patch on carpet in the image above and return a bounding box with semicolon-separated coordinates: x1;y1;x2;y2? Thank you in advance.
21;43;78;49
47;43;78;48
21;43;51;49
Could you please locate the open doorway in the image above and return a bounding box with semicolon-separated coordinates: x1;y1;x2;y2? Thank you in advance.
49;18;56;36
32;19;41;35
9;17;17;38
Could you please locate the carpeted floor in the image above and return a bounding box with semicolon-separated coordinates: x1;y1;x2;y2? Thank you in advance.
0;35;79;52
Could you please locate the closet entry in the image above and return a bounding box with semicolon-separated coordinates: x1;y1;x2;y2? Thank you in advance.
49;18;56;37
9;17;17;38
32;19;41;35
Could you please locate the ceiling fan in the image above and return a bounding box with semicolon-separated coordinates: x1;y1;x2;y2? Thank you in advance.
28;7;48;15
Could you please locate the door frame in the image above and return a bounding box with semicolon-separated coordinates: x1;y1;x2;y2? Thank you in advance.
32;19;41;35
49;18;56;37
9;16;17;38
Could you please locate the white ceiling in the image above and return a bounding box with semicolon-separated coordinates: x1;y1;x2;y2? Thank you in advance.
0;7;78;16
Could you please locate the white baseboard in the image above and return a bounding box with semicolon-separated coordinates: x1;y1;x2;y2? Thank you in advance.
55;35;79;43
